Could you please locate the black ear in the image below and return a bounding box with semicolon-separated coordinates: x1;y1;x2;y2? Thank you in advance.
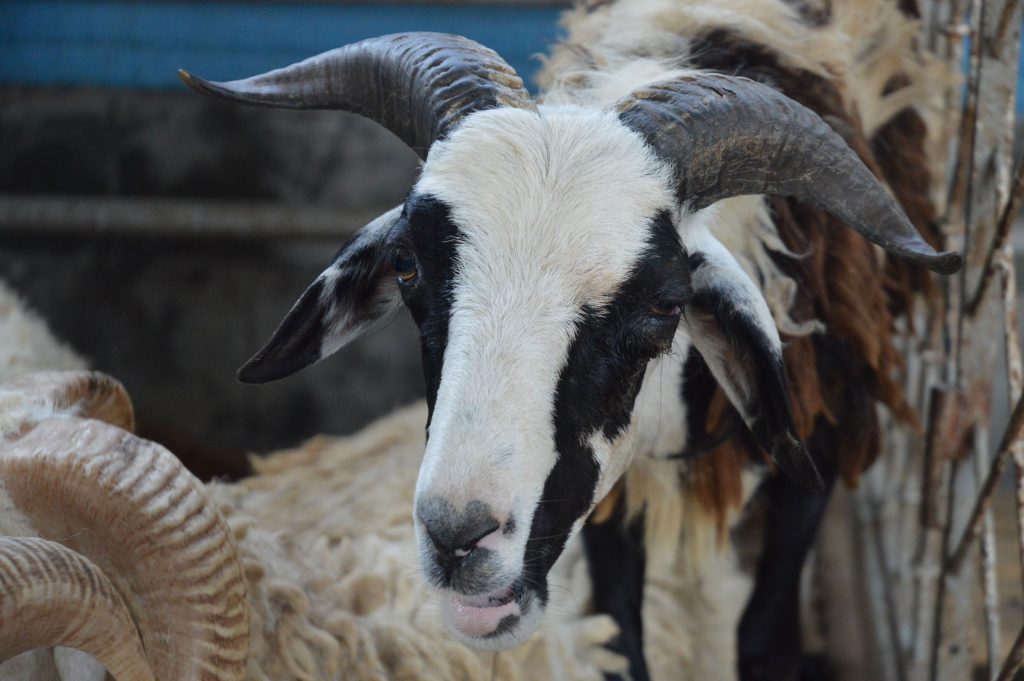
682;231;823;490
238;207;404;383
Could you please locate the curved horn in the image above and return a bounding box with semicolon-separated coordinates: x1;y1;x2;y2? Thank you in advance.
0;417;249;681
178;32;537;159
613;74;962;274
0;537;155;681
1;371;134;441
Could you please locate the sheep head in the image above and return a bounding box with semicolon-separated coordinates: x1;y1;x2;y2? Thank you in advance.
180;34;959;649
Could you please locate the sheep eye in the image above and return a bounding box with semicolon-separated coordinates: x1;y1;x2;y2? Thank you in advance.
392;248;418;284
648;302;681;318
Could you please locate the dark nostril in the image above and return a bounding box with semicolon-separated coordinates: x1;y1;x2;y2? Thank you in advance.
417;496;501;557
452;521;500;556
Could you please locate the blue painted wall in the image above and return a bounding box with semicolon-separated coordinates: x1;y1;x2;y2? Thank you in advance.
1;0;1021;110
0;0;564;92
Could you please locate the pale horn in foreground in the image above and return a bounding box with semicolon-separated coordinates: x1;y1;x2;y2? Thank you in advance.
0;370;249;681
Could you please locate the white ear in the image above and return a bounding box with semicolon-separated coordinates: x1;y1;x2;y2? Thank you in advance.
237;206;404;383
682;227;822;489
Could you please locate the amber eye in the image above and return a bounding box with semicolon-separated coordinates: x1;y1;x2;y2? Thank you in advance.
648;302;682;318
392;248;418;284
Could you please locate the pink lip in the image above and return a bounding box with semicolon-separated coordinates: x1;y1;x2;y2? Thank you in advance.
441;585;521;638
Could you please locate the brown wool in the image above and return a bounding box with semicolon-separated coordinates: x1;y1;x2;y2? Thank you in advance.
666;25;938;522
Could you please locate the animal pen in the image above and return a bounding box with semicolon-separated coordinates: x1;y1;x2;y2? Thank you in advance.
1;0;1024;680
821;0;1024;679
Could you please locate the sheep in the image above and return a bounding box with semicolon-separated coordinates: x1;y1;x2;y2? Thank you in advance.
1;0;960;678
0;369;748;680
0;288;725;680
168;0;959;678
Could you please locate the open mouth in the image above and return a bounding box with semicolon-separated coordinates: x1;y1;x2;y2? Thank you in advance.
440;580;527;640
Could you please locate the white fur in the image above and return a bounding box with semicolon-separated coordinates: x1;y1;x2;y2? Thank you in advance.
683;214;782;356
631;341;692;461
0;280;86;384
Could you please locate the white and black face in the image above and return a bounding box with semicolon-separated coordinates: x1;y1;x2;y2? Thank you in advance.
238;104;813;649
398;108;685;647
190;28;949;654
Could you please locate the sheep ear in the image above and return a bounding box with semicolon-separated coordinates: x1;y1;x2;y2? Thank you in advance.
237;206;404;384
682;232;823;490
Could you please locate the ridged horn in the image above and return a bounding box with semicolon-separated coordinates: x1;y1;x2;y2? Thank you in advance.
0;371;134;441
0;537;155;681
614;74;962;274
178;32;537;159
0;418;249;681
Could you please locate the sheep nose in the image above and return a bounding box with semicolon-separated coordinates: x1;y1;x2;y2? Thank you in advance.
416;497;501;558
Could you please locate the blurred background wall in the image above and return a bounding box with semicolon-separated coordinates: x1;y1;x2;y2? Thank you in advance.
0;0;563;478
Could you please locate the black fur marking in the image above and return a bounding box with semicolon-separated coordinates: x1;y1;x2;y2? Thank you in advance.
686;278;822;489
687;250;708;271
780;0;832;26
681;347;717;452
237;220;399;384
484;614;522;639
688;29;799;85
738;423;838;680
523;210;689;601
329;231;396;318
670;347;747;460
687;28;844;117
237;278;328;383
583;497;650;681
396;194;462;421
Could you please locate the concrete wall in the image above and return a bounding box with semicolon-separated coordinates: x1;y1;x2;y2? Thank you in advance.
1;87;427;478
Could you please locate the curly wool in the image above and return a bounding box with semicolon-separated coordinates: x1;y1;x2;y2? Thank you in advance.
0;271;749;681
0;280;86;384
209;405;622;681
205;402;751;680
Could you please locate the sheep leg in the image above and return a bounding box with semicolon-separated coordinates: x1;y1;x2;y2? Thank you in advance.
582;495;649;681
737;427;838;681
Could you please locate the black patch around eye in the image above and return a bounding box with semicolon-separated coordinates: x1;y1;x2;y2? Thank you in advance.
399;194;463;424
391;247;418;283
616;211;690;355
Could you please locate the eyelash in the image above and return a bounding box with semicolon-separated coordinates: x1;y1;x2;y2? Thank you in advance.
648;302;682;318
